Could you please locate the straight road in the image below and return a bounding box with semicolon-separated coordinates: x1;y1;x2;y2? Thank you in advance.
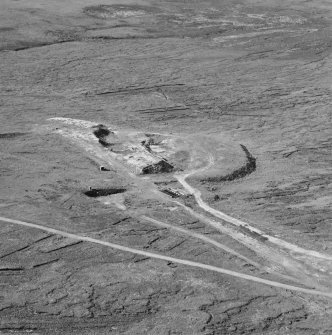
1;215;331;299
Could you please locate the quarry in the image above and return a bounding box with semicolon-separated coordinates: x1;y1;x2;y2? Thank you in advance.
0;0;331;334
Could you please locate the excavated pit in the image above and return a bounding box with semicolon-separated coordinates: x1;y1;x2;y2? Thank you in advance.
92;124;113;147
142;160;174;174
84;188;126;198
161;188;180;198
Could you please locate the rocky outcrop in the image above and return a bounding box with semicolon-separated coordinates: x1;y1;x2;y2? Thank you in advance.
142;160;174;174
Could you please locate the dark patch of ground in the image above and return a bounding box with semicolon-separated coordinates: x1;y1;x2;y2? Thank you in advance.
84;188;126;197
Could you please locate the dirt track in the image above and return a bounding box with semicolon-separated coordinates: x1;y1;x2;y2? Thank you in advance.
1;216;332;299
174;152;332;288
176;156;332;261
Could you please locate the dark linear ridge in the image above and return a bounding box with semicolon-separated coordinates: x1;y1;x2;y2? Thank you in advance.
202;144;256;183
0;132;26;139
84;188;126;198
